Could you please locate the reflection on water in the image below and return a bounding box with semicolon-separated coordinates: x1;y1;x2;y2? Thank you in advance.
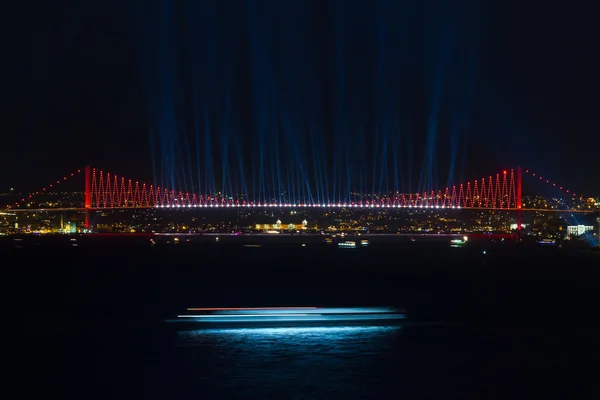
178;325;401;345
174;326;401;399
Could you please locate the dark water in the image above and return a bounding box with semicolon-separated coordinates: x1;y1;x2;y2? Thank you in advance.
10;236;600;398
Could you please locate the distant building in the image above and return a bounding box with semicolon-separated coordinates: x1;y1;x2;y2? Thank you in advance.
510;223;528;230
566;225;594;237
255;219;308;231
60;222;77;234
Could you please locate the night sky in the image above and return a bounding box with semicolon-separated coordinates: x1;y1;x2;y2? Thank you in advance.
5;0;599;197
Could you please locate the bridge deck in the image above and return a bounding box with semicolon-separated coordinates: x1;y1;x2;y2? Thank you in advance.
1;206;595;213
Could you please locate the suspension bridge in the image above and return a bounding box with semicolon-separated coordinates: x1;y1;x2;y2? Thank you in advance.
2;166;594;229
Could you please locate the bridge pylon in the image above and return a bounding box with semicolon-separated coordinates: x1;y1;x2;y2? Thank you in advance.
517;166;522;230
84;166;91;229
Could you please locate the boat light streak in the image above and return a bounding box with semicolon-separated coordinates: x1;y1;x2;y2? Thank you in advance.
186;307;319;311
178;314;314;318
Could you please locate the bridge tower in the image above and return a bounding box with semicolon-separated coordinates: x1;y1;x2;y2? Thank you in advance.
84;166;91;229
517;166;523;230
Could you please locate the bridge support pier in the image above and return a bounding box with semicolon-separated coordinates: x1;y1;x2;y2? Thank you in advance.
84;209;91;230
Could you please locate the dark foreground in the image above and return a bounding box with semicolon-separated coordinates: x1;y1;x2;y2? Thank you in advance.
9;235;600;399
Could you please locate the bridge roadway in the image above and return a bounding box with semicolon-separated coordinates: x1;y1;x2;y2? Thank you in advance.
1;206;595;213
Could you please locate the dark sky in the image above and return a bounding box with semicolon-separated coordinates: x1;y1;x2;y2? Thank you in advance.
5;0;599;196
